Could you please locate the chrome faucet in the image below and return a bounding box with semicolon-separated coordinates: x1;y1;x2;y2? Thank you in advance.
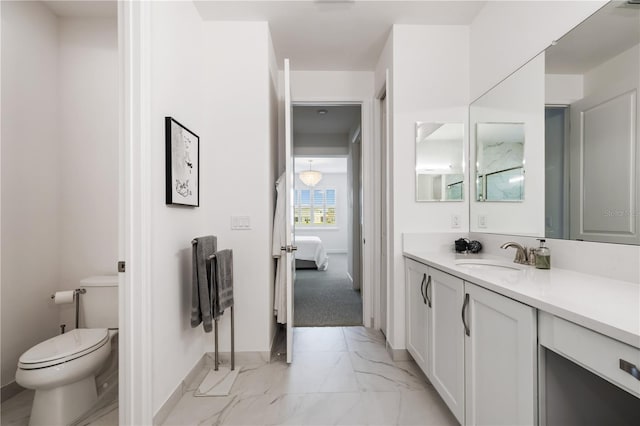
501;242;528;264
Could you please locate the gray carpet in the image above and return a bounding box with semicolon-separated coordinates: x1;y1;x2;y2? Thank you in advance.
294;254;363;327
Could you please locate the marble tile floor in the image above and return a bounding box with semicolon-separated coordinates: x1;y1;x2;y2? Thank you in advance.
0;389;118;426
163;327;458;426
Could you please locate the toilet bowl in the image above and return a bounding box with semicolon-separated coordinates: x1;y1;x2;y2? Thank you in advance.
16;328;111;426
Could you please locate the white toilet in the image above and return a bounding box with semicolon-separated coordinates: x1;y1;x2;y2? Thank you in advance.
16;276;118;426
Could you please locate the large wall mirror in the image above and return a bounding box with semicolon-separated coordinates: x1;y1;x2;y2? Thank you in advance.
470;0;640;245
415;122;464;202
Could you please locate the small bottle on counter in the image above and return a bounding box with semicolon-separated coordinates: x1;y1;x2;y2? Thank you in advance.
535;239;551;269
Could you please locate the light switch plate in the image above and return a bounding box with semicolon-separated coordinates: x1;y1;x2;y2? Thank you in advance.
478;215;487;228
231;216;251;230
451;214;461;228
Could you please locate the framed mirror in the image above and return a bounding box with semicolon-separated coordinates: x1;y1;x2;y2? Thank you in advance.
475;123;525;202
415;122;464;202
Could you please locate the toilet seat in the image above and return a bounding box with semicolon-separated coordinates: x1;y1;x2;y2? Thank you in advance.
18;328;109;370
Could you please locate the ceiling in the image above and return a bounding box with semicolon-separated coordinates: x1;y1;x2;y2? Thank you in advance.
546;1;640;74
194;0;486;71
293;105;361;134
294;157;348;173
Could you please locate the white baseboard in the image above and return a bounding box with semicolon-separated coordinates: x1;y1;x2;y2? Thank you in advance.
1;381;25;402
153;355;206;426
326;249;347;254
152;350;272;425
385;342;410;362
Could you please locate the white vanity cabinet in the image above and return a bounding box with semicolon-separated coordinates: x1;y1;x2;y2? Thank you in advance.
405;257;537;426
405;258;430;372
405;259;466;424
463;282;537;426
429;268;466;423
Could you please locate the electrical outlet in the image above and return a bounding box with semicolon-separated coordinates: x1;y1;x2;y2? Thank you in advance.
478;215;487;228
451;214;461;228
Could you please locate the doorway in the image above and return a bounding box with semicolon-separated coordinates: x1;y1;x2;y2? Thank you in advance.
291;105;363;327
0;1;120;424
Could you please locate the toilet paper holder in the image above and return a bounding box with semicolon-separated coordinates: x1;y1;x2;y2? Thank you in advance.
50;288;87;330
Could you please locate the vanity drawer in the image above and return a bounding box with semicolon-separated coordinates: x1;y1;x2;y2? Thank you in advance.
539;312;640;398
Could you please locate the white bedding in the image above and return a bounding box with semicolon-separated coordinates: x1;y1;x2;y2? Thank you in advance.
294;236;329;271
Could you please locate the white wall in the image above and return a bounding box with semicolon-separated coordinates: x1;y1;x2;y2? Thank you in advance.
149;7;278;414
545;74;583;105
57;17;118;327
293;133;348;156
149;0;207;413
295;173;348;253
290;71;374;101
469;1;606;100
583;44;640;99
201;20;275;355
1;0;61;388
387;25;470;351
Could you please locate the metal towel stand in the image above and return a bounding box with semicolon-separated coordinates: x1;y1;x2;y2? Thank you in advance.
213;307;234;371
209;253;234;372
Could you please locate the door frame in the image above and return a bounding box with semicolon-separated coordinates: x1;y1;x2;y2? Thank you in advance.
290;98;374;328
118;1;153;424
374;75;390;334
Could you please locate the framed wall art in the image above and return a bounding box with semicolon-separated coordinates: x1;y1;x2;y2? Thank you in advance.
165;117;199;207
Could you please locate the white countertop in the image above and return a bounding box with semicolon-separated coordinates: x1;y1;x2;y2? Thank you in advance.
403;250;640;349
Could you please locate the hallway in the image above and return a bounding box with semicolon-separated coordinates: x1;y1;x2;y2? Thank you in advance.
162;327;457;425
294;254;363;327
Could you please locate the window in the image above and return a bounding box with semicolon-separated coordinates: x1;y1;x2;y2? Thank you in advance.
294;188;336;226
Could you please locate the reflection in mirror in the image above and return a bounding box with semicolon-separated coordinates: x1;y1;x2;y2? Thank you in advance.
415;122;464;202
475;123;525;202
469;52;545;237
545;1;640;245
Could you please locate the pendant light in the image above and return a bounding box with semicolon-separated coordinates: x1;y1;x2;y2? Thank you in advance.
299;160;322;187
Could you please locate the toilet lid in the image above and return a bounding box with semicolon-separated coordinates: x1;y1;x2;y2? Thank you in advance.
19;328;109;367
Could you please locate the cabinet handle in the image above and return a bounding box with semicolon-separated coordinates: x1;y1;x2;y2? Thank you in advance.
420;274;427;305
620;359;640;381
425;275;432;308
462;293;470;336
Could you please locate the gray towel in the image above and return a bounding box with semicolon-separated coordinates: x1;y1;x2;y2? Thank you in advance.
211;249;233;319
191;235;217;332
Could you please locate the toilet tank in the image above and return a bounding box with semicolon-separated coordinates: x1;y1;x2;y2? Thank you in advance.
79;275;118;329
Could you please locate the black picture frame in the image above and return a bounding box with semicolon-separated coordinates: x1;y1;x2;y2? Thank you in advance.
165;117;199;207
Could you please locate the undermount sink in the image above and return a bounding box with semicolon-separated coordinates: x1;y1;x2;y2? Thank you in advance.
454;259;523;271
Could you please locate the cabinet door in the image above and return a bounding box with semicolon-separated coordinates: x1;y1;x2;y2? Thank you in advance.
464;283;537;426
429;268;465;424
405;258;430;373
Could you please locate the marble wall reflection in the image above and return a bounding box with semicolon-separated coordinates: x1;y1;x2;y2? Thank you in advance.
415;122;464;202
476;123;525;201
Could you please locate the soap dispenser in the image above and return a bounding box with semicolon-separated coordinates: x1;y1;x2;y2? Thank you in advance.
535;239;551;269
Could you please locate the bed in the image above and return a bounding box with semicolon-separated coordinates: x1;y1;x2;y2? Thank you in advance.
294;236;329;271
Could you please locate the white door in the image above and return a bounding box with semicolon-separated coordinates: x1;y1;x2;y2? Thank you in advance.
404;259;430;372
464;283;537;426
429;269;465;424
569;89;639;244
284;59;296;363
